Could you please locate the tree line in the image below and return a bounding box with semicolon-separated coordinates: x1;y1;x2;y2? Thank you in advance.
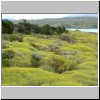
2;19;65;35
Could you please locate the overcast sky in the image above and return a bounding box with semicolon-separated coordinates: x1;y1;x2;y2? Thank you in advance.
2;14;98;20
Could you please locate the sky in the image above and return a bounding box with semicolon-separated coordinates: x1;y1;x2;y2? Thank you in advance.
2;14;98;20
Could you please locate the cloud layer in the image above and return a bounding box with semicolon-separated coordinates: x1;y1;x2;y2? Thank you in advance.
2;14;98;20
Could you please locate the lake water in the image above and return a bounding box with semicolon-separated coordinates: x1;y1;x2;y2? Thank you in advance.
66;28;98;33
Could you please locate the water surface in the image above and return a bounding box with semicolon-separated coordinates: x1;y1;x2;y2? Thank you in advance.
66;28;98;33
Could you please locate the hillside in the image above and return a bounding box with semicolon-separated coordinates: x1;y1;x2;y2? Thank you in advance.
12;17;98;29
2;30;98;86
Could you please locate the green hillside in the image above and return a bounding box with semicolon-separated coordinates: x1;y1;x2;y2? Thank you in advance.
2;30;98;86
12;17;98;29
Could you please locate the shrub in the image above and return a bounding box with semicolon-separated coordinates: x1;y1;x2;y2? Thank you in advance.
64;55;79;71
50;55;67;74
55;26;65;34
2;50;15;59
2;34;23;42
2;59;10;66
2;50;15;66
40;54;79;74
2;19;14;34
10;34;23;42
51;55;79;73
2;41;9;49
18;19;32;34
31;52;42;67
49;44;60;52
2;34;10;41
41;24;52;35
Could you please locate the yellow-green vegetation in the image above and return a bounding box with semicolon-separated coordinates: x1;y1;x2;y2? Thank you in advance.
2;30;98;86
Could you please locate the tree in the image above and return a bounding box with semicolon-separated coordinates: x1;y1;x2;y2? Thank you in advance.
2;19;14;34
32;24;41;33
41;24;52;35
56;26;65;34
18;19;32;34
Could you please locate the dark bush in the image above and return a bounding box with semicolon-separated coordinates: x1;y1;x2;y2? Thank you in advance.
2;19;66;35
41;24;52;35
2;19;14;34
2;50;15;59
17;19;32;34
55;26;65;34
2;50;15;66
2;59;10;66
31;53;42;67
31;24;41;33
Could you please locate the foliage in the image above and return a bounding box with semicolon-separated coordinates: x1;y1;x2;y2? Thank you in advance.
2;50;15;66
2;40;9;49
56;26;65;34
2;50;15;59
2;29;98;86
2;19;65;35
2;33;23;42
2;19;14;34
17;19;32;34
31;52;42;67
41;24;52;35
10;34;23;42
50;55;67;73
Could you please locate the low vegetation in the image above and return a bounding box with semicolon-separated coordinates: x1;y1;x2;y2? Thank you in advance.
2;20;98;86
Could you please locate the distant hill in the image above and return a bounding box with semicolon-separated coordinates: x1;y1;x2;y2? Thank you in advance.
12;17;98;29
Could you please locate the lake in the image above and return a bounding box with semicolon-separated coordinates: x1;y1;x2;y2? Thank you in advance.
66;28;98;33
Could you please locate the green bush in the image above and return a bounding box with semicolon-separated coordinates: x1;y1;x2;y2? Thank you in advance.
18;19;33;34
51;56;67;73
40;54;79;74
50;55;79;73
2;19;14;34
2;50;15;59
55;26;65;34
41;24;52;35
64;55;79;71
2;34;23;42
2;34;10;41
2;59;10;66
2;50;15;66
2;41;9;49
10;34;23;42
31;52;42;67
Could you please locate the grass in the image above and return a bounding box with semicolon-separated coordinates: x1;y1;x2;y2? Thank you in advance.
2;31;98;86
2;67;98;86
